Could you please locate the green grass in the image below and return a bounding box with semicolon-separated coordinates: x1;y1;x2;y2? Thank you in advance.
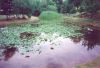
76;57;100;68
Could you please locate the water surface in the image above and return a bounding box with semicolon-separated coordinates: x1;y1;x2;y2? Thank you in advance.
0;27;100;68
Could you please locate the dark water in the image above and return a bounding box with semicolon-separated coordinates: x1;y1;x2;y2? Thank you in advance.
0;27;100;68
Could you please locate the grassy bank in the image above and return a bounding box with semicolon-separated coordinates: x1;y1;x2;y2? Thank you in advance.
76;57;100;68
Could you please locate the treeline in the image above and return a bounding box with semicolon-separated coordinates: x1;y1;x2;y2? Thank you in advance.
0;0;100;17
55;0;100;13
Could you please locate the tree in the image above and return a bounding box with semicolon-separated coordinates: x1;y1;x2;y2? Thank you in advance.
13;0;48;16
79;0;98;13
0;0;13;14
0;0;14;19
54;0;63;13
61;0;100;13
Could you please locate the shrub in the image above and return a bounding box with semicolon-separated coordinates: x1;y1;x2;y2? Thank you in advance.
48;5;57;12
39;11;61;20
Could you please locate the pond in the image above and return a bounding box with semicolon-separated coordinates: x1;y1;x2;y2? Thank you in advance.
0;26;100;68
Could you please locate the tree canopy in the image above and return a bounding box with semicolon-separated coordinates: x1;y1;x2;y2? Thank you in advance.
0;0;100;16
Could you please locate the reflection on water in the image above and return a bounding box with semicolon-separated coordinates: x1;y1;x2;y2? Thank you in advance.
73;26;100;50
3;46;17;61
47;62;63;68
82;27;100;50
0;28;100;68
0;46;17;61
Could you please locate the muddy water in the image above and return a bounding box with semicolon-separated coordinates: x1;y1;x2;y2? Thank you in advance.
0;28;100;68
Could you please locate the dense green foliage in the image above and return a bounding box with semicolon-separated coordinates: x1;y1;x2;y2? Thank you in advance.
9;0;57;15
39;11;61;20
0;0;99;16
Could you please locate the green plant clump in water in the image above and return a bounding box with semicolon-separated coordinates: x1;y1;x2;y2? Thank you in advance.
39;11;62;20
